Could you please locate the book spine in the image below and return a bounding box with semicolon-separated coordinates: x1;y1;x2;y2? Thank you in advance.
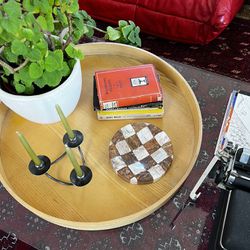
97;113;164;120
97;107;164;115
100;94;163;110
97;107;164;120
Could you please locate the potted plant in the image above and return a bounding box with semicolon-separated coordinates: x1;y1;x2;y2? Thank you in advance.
0;0;141;123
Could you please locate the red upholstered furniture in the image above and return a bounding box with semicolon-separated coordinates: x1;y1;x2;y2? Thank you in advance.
79;0;244;44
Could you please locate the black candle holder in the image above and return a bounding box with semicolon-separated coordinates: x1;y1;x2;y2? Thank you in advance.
27;130;92;187
70;165;92;186
63;130;83;148
28;155;51;175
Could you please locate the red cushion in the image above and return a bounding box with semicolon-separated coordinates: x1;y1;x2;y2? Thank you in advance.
79;0;137;24
79;0;244;44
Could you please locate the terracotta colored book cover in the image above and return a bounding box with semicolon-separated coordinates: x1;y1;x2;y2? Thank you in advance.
95;64;163;110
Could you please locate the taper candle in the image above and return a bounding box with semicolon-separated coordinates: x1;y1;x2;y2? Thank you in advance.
65;145;83;177
16;131;42;166
55;104;75;140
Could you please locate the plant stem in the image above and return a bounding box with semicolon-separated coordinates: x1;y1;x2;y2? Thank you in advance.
0;46;4;54
14;59;29;72
86;24;106;34
46;33;55;51
0;58;29;75
33;17;56;51
62;13;73;50
0;59;15;74
59;27;69;44
67;13;73;36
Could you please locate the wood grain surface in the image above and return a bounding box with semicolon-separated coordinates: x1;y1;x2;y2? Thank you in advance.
0;43;202;230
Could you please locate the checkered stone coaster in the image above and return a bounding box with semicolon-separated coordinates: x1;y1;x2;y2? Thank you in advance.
109;122;173;184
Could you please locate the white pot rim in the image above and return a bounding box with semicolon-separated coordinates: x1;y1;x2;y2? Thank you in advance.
0;59;80;101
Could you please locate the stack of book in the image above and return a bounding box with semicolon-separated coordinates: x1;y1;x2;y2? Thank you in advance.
93;64;164;120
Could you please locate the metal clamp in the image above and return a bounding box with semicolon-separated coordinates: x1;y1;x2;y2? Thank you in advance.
189;155;220;201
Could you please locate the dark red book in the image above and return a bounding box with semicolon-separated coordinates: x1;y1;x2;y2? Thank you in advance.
95;64;163;110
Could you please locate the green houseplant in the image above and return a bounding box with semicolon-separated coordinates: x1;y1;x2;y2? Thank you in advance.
0;0;141;123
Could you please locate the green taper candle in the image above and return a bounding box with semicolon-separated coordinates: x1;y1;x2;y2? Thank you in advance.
16;131;42;166
65;145;83;177
55;104;75;140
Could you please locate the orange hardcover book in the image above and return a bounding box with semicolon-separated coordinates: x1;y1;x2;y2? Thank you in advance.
95;64;163;110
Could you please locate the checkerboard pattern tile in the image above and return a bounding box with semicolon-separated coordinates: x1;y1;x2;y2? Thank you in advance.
109;122;173;184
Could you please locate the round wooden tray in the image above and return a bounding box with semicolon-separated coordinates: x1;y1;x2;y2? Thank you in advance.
0;43;202;230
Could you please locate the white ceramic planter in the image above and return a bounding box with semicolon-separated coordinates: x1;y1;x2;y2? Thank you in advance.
0;60;82;124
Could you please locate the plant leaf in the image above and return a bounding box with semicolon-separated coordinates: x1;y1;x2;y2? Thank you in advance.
45;52;59;72
29;62;43;79
121;25;133;39
15;65;34;86
2;65;12;76
43;70;62;87
79;10;89;19
106;26;121;41
2;18;21;35
128;20;136;28
11;40;28;56
14;83;26;94
3;47;18;63
24;12;36;27
34;77;47;88
23;0;36;12
46;14;54;32
68;59;76;70
135;36;142;47
119;20;128;28
24;85;35;95
54;50;64;69
3;0;21;18
75;50;84;60
68;0;79;13
128;30;136;43
36;40;48;56
54;8;67;25
60;61;71;77
22;28;35;41
0;30;14;43
37;16;47;30
38;0;51;14
65;43;84;60
65;43;75;58
27;48;42;62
